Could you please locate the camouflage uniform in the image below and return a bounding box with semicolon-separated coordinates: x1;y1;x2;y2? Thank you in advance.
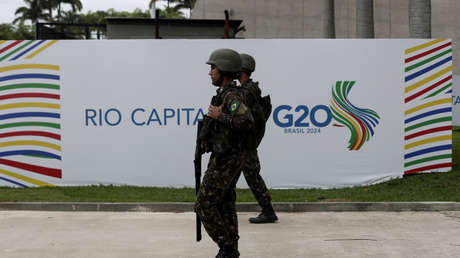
240;79;273;211
195;85;254;250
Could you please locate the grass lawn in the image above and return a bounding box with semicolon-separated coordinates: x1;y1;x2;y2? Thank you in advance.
0;127;458;203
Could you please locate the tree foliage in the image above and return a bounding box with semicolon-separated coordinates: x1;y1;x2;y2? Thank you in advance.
0;23;35;40
14;0;47;24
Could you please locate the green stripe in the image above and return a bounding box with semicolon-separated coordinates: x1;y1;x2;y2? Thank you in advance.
332;84;358;148
404;154;452;167
423;83;452;99
405;117;452;132
0;40;35;62
330;103;356;148
405;49;452;72
0;83;60;92
24;154;55;159
0;122;60;130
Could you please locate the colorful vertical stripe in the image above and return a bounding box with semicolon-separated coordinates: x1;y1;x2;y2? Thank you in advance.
0;40;58;63
0;64;61;187
404;39;452;175
329;81;380;150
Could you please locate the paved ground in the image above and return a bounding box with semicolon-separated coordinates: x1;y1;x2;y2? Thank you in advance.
0;211;459;258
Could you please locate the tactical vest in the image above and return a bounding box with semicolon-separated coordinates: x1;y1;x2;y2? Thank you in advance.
207;85;247;154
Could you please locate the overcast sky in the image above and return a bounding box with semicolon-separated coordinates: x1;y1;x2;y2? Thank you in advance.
0;0;166;24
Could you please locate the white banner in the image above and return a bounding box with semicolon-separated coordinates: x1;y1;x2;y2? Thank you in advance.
0;39;453;188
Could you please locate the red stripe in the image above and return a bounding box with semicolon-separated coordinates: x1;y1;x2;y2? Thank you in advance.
0;131;61;140
0;158;61;178
333;98;367;150
405;42;452;63
405;126;452;140
0;40;24;54
0;93;60;101
404;163;452;175
405;75;452;103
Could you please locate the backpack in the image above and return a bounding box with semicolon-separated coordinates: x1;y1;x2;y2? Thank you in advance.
241;81;272;148
259;94;272;122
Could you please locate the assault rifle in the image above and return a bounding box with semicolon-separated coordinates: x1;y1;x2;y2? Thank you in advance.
194;120;203;242
193;95;219;242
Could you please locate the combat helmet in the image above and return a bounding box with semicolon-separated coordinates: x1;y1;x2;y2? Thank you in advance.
240;53;256;72
206;48;242;73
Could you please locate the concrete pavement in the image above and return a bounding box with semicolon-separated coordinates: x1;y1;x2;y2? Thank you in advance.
0;211;459;258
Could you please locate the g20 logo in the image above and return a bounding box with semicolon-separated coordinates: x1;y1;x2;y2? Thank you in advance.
273;105;332;128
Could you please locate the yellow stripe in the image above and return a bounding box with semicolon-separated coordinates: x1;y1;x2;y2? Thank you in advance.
331;99;362;150
0;168;55;187
0;40;6;45
405;66;452;93
405;39;446;54
405;98;451;115
0;64;59;73
25;40;58;59
405;135;451;150
0;140;61;151
0;103;60;110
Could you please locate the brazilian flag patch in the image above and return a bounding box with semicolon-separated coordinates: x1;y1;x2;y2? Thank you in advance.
230;101;240;114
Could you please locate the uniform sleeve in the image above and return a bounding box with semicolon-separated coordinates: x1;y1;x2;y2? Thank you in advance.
217;91;254;130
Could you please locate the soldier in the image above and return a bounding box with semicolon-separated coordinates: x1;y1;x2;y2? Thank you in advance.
238;53;278;224
195;49;254;258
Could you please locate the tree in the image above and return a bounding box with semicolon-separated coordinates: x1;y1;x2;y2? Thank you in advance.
356;0;374;38
161;6;185;18
0;24;15;39
13;0;47;24
57;0;83;21
0;22;34;40
409;0;431;38
175;0;197;11
149;0;186;18
41;0;58;22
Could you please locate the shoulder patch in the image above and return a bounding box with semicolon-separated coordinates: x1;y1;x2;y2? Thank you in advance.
230;101;240;114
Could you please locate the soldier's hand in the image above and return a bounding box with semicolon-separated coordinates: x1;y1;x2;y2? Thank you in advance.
207;105;222;119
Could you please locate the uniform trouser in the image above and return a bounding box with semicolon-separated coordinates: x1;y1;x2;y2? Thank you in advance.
242;149;272;210
195;151;242;248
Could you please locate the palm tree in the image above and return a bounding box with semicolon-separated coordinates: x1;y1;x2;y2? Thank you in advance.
41;0;60;22
149;0;185;18
57;0;83;21
175;0;197;10
14;0;47;24
356;0;374;38
150;0;181;9
409;0;431;38
162;6;185;18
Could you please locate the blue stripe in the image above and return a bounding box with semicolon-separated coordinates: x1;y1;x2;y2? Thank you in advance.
405;144;452;159
0;112;60;121
0;150;61;160
10;40;46;61
446;89;452;94
0;176;28;188
405;107;451;124
405;56;452;82
0;74;59;82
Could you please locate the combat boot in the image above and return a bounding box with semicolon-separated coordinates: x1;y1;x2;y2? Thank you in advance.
216;244;240;258
249;205;278;223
